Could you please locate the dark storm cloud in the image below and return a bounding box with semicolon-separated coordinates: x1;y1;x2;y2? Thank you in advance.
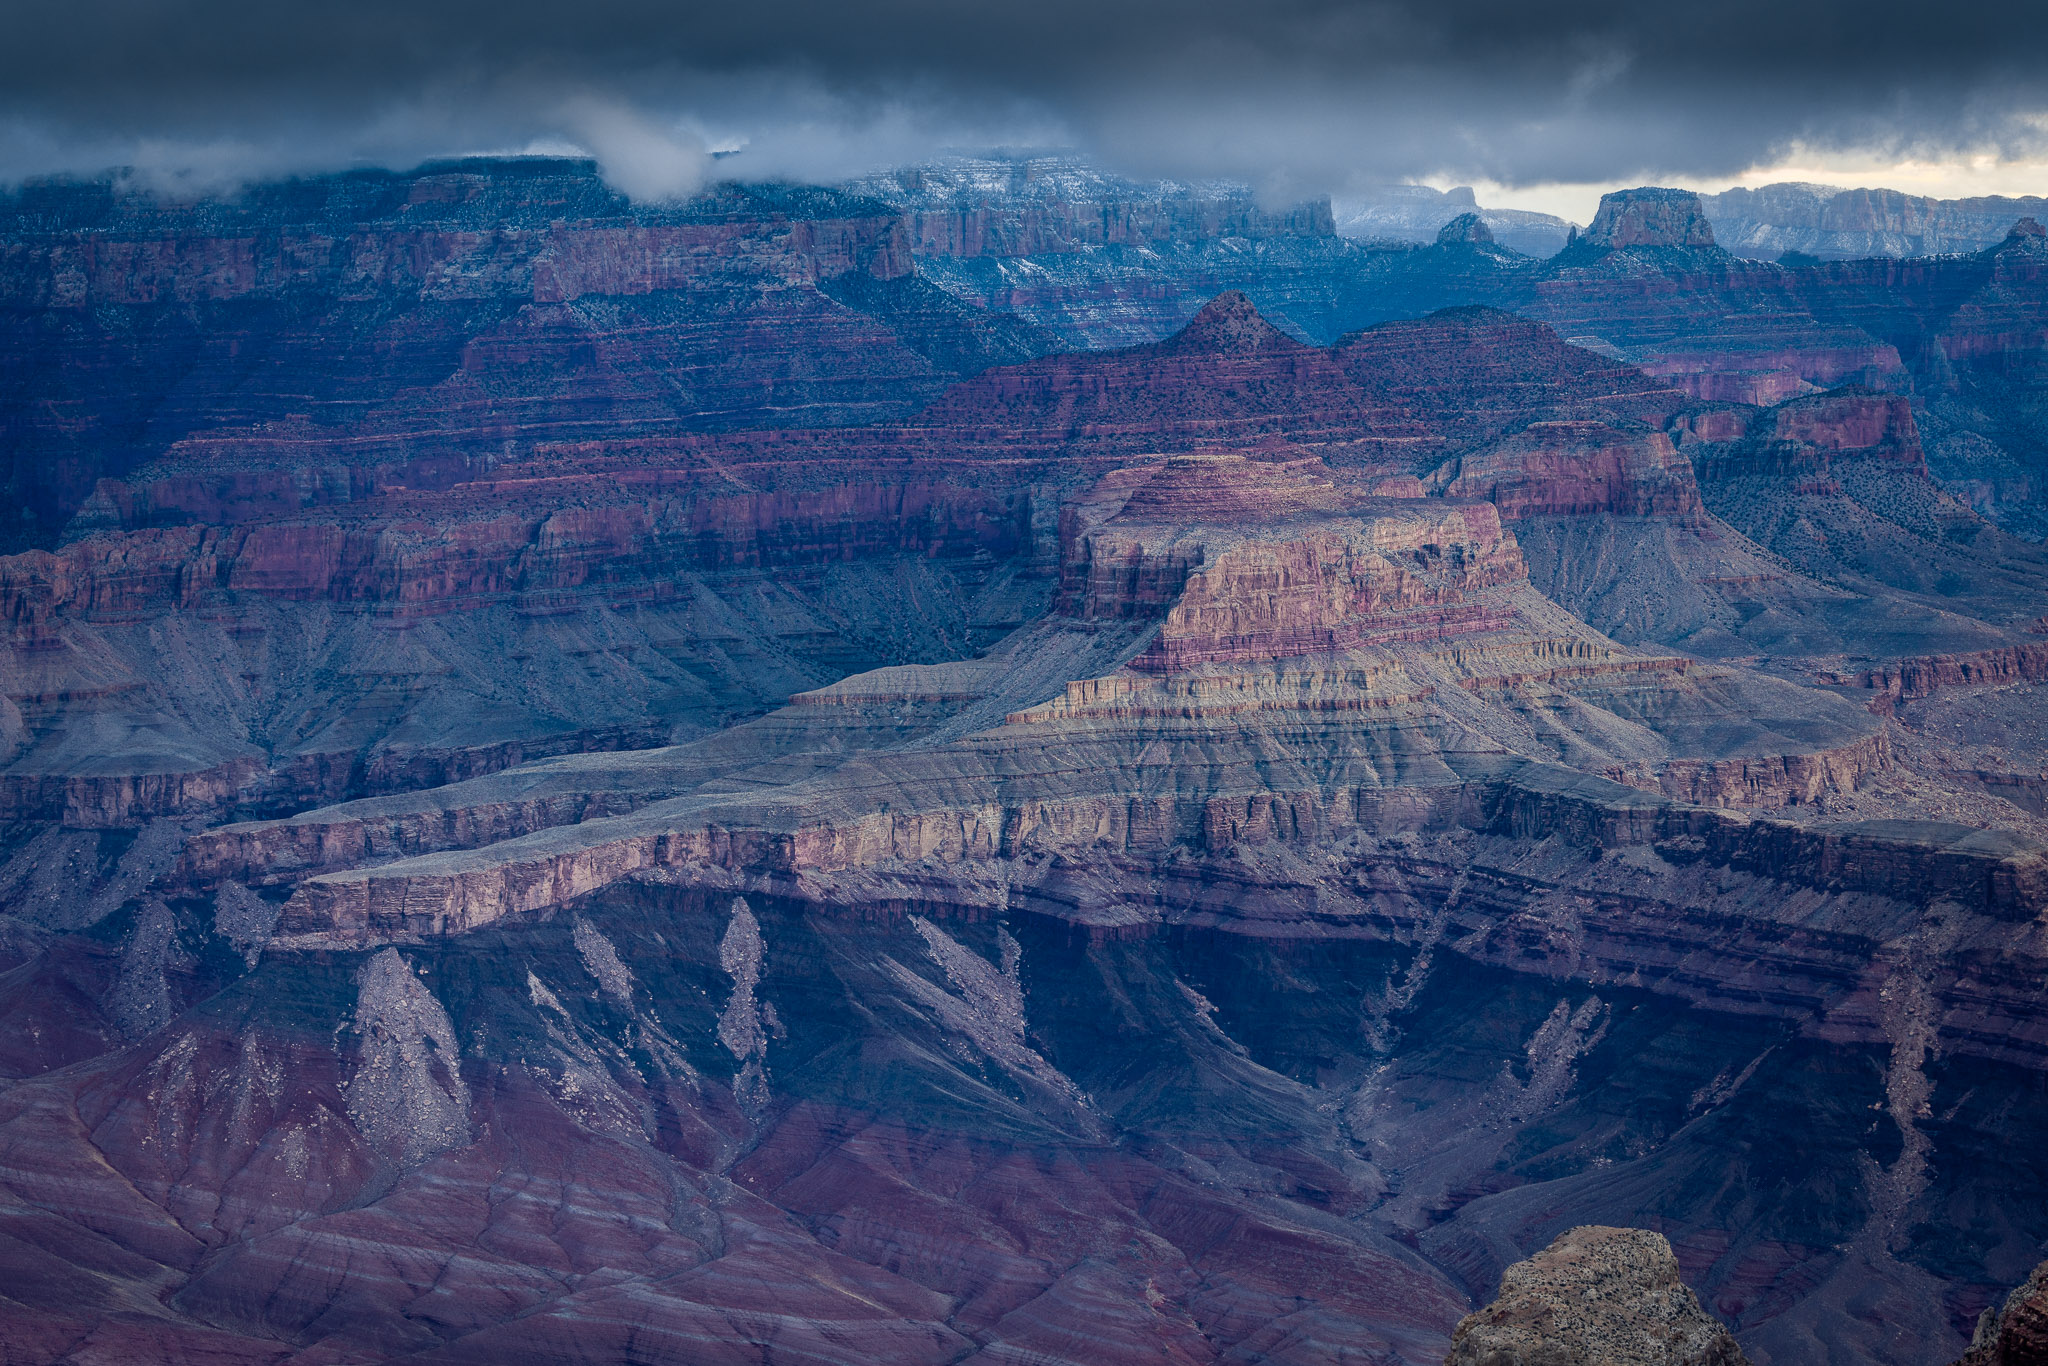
4;0;2046;195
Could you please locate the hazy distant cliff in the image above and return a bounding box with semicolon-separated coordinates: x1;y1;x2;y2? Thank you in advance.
1703;181;2048;259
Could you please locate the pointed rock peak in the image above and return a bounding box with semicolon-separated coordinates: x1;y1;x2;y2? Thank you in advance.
1164;291;1299;355
1436;211;1495;245
1582;186;1718;249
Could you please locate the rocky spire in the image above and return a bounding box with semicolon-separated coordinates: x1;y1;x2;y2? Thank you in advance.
1161;290;1301;355
1436;211;1496;245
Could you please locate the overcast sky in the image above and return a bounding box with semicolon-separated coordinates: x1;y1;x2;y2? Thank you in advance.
6;0;2048;215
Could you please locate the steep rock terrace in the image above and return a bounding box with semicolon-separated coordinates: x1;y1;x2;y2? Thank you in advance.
3;291;2048;1366
11;291;2046;842
1;295;1712;829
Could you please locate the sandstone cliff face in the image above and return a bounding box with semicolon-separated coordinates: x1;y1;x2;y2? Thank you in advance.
1764;389;1924;463
5;292;1674;834
1681;391;2048;651
12;287;2040;839
0;174;918;308
907;294;1683;475
1298;211;2035;542
1446;422;1701;517
0;445;1055;828
1837;645;2048;708
0;165;1047;551
1689;388;1927;481
911;290;1411;448
1333;183;1573;257
849;153;1406;350
1635;327;1909;405
1956;1261;2048;1366
15;160;2048;551
853;154;1334;259
1704;182;2048;260
184;449;1919;954
1445;1226;1749;1366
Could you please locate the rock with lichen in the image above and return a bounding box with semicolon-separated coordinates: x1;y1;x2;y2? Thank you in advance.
1445;1226;1749;1366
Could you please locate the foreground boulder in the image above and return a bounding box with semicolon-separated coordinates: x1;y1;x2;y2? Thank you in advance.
1957;1261;2048;1365
1445;1226;1749;1366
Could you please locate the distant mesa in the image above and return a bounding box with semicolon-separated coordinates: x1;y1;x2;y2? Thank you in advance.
1581;186;1720;250
1702;181;2048;258
1436;211;1496;246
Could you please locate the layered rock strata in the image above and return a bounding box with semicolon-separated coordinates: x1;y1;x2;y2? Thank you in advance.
4;274;2048;1366
1703;182;2048;260
1;293;1706;830
0;162;1049;550
17;161;2048;552
13;288;2048;850
180;453;1906;950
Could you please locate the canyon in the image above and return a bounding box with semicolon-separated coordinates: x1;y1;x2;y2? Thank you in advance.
11;161;2048;550
2;161;2048;1366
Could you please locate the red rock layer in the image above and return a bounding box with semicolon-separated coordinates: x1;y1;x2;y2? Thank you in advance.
1;479;1032;627
1690;388;1930;481
915;294;1685;458
1447;422;1702;517
1838;644;2048;707
1959;1261;2048;1365
0;171;1042;548
0;759;263;829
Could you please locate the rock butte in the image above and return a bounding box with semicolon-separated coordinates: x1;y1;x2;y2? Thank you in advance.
2;162;2048;1366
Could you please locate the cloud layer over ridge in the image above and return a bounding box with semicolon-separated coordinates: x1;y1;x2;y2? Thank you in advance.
5;0;2047;200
